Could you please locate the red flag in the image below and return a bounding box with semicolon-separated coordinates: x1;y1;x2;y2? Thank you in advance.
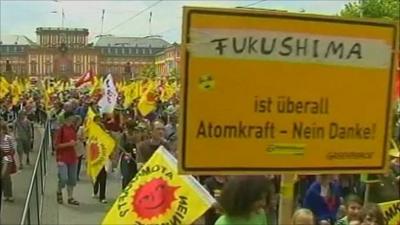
75;70;94;87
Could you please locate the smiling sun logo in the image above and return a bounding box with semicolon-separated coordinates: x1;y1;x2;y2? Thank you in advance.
132;178;179;220
88;140;102;165
199;74;215;91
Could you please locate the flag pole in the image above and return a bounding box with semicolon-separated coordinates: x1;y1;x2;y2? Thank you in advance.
278;174;295;225
101;9;105;35
149;11;152;36
62;8;65;27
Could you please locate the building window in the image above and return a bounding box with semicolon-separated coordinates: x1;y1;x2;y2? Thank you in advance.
142;49;145;54
31;61;37;75
128;48;132;54
75;62;82;74
45;61;51;74
149;48;152;54
136;48;139;54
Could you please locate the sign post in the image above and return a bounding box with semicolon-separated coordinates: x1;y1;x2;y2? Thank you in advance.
179;7;398;175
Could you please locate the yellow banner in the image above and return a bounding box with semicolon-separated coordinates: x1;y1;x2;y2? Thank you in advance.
102;147;215;225
86;121;116;182
379;200;400;225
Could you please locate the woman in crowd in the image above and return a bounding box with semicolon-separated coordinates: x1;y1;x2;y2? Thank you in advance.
55;112;79;205
359;204;384;225
303;174;343;225
215;176;269;225
0;121;17;203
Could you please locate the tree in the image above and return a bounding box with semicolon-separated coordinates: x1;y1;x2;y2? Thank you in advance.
340;0;399;20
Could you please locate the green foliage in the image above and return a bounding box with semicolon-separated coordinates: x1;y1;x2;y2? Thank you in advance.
340;0;399;20
141;65;157;79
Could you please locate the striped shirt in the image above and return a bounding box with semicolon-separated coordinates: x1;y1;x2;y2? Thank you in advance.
0;135;15;163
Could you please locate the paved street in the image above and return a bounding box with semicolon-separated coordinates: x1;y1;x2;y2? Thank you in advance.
42;157;122;225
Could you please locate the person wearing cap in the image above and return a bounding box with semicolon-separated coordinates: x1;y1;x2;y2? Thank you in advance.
54;112;79;206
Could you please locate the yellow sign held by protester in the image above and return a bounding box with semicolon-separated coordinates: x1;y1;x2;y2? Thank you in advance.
379;200;400;225
102;147;215;225
179;7;398;174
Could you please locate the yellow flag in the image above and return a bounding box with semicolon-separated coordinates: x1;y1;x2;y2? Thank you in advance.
11;79;21;105
123;82;140;108
86;121;116;183
378;200;400;225
102;147;215;225
0;76;10;99
43;89;51;112
84;107;96;132
137;81;157;116
160;82;176;103
90;75;101;96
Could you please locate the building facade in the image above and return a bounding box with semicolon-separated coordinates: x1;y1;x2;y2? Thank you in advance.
0;27;180;80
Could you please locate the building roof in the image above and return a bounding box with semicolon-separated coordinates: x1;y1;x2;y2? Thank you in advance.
36;27;89;33
0;35;36;46
93;35;170;48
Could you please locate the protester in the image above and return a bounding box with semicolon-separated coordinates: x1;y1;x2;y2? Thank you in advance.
303;174;343;225
0;121;17;203
55;112;79;205
215;176;269;225
119;120;139;189
292;208;315;225
74;116;85;181
335;194;363;225
92;166;108;204
136;119;170;169
14;111;32;169
203;176;227;225
359;204;384;225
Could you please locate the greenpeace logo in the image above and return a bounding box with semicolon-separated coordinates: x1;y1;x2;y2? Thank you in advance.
326;152;374;160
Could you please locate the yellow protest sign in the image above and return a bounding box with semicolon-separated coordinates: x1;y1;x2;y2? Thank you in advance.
102;147;215;225
379;200;400;225
179;7;399;174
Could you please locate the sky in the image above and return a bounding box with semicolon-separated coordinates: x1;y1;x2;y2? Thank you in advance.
0;0;354;44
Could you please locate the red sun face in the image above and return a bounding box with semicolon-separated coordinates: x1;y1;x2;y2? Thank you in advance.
89;142;100;162
132;178;179;220
147;92;156;102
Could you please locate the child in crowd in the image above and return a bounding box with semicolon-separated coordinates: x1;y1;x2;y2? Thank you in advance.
292;208;315;225
335;194;363;225
360;204;385;225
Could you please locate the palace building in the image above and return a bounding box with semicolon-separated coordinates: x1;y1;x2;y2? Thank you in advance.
0;27;180;80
